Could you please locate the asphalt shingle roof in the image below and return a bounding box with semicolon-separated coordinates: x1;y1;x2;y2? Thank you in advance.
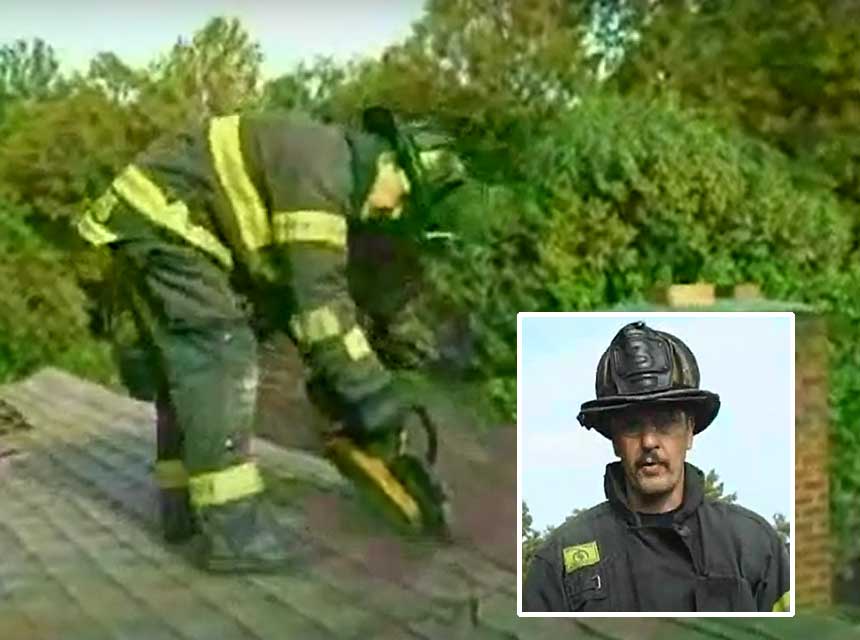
0;368;857;639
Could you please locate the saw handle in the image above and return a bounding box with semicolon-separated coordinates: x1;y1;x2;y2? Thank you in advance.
408;405;438;467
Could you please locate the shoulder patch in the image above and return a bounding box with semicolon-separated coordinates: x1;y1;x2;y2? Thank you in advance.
563;541;600;573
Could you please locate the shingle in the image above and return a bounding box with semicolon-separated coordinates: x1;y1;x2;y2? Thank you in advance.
475;591;584;639
1;368;858;640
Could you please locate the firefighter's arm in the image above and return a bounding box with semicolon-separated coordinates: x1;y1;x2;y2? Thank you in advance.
523;554;567;612
281;236;404;437
758;531;791;612
254;120;406;437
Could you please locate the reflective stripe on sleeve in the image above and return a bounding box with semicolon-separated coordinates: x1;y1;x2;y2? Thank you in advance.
77;190;121;245
290;306;342;345
77;213;120;245
342;326;372;361
290;305;374;362
271;210;347;248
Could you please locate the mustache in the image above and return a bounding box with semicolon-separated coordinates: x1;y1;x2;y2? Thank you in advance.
636;455;667;468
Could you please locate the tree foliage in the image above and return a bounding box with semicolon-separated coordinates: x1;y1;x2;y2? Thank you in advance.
144;16;262;123
0;201;115;384
522;502;541;581
773;512;790;547
615;0;860;205
0;38;63;112
396;92;851;418
703;468;738;504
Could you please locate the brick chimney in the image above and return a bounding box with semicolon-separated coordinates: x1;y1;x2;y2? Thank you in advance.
655;283;833;608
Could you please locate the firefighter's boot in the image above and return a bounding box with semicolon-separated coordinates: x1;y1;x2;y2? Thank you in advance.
189;462;294;573
154;396;197;543
154;460;198;543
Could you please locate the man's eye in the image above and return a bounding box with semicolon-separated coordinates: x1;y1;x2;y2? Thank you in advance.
658;420;684;434
621;422;644;435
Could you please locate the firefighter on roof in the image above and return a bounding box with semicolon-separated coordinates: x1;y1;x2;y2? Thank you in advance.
76;106;465;573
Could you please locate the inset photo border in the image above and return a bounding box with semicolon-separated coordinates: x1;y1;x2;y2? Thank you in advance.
517;312;795;617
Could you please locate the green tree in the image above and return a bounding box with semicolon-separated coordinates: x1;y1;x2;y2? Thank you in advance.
0;85;140;225
261;57;348;117
318;0;599;181
0;17;264;228
522;501;541;580
615;1;860;205
703;468;738;504
86;52;143;104
142;16;263;125
772;512;790;547
0;201;115;384
407;92;852;418
0;38;63;105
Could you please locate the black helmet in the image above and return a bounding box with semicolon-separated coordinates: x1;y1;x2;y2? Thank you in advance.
577;321;720;439
361;106;466;234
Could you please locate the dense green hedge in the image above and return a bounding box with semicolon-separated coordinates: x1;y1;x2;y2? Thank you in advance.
412;91;855;412
0;202;118;386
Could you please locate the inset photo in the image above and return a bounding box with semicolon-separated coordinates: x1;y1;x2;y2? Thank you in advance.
518;312;794;617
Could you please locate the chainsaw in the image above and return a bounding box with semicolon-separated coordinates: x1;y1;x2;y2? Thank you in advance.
324;404;453;540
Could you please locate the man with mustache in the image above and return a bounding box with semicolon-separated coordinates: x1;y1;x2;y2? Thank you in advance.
523;321;790;613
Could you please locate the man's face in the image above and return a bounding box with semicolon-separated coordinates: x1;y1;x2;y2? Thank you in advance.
363;152;410;219
610;405;693;500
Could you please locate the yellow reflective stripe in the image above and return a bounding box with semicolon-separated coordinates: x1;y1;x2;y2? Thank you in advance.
77;191;121;245
290;306;374;361
290;306;342;345
154;460;189;489
271;210;347;248
188;462;264;507
342;327;372;361
771;591;791;612
77;213;119;245
209;115;271;251
112;165;233;269
113;165;167;215
419;149;465;178
90;190;120;223
418;149;446;172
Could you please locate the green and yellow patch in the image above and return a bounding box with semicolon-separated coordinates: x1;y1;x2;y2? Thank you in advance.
563;541;600;573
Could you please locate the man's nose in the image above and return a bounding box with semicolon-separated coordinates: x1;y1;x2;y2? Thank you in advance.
639;424;660;448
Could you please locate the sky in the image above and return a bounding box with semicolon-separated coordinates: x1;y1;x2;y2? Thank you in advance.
1;2;427;79
519;313;794;533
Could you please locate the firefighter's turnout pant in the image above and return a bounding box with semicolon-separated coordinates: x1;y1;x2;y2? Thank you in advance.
116;229;262;510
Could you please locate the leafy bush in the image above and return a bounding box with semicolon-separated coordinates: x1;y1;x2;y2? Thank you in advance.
409;92;852;421
0;202;117;385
